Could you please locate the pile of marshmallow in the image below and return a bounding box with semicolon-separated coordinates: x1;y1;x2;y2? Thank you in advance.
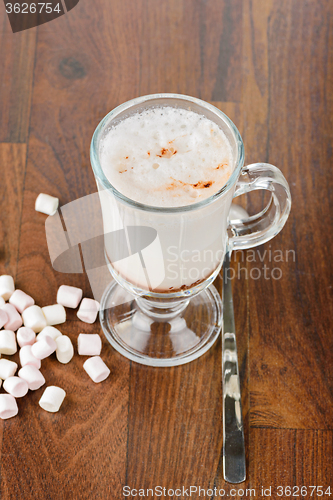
0;275;110;420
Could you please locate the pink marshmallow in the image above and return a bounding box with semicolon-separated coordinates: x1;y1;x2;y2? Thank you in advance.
78;334;102;356
3;376;29;398
0;309;8;329
18;365;45;391
83;356;110;383
57;285;83;309
17;327;36;347
1;304;22;331
9;289;35;314
31;336;57;360
77;298;100;324
0;394;18;419
19;345;41;369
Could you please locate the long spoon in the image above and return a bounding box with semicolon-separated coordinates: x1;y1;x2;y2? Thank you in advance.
222;249;246;483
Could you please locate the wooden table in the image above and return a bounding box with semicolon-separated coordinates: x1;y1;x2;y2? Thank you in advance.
0;1;332;498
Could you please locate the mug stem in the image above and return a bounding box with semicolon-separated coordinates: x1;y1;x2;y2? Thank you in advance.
135;296;190;320
99;281;222;366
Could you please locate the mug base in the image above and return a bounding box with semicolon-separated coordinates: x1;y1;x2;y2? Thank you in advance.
99;281;222;367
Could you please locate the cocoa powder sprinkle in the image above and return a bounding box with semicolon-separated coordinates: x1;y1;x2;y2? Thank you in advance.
157;147;177;158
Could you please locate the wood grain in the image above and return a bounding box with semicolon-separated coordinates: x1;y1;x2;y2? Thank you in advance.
0;13;36;143
0;0;332;497
0;144;27;276
0;324;130;500
249;429;333;497
246;0;333;430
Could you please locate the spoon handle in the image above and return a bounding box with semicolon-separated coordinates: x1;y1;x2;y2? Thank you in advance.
222;251;246;483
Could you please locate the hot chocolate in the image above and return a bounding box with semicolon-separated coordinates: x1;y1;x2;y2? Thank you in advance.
99;106;233;207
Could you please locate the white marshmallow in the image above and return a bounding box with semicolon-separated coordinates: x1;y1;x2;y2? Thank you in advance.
39;386;66;413
42;304;66;326
22;305;47;333
57;285;83;309
0;297;5;307
31;336;57;360
0;359;18;379
18;365;45;390
0;394;18;419
17;327;36;347
3;376;29;398
77;298;100;324
55;335;74;364
78;334;102;356
0;330;17;355
0;275;15;301
19;345;41;369
1;304;22;331
35;193;59;216
0;309;8;329
37;326;62;342
83;356;110;383
9;289;35;313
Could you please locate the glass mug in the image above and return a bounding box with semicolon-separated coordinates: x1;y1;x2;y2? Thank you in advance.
90;94;291;367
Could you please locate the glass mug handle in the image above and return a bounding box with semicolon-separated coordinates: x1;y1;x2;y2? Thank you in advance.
228;163;292;251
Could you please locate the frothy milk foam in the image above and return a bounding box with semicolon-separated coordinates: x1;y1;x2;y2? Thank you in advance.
100;107;233;207
98;106;235;292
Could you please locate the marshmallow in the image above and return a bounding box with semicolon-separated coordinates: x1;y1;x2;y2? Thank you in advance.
57;285;83;309
19;345;41;369
0;330;17;355
35;193;59;216
9;289;35;313
0;309;8;329
0;359;18;379
0;275;15;301
18;365;45;390
55;335;74;364
77;299;100;324
22;305;47;333
42;304;66;326
83;356;110;383
0;297;5;307
78;334;102;356
1;304;22;331
31;336;57;360
39;386;66;413
37;326;62;342
0;394;18;419
17;327;36;347
3;376;29;398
